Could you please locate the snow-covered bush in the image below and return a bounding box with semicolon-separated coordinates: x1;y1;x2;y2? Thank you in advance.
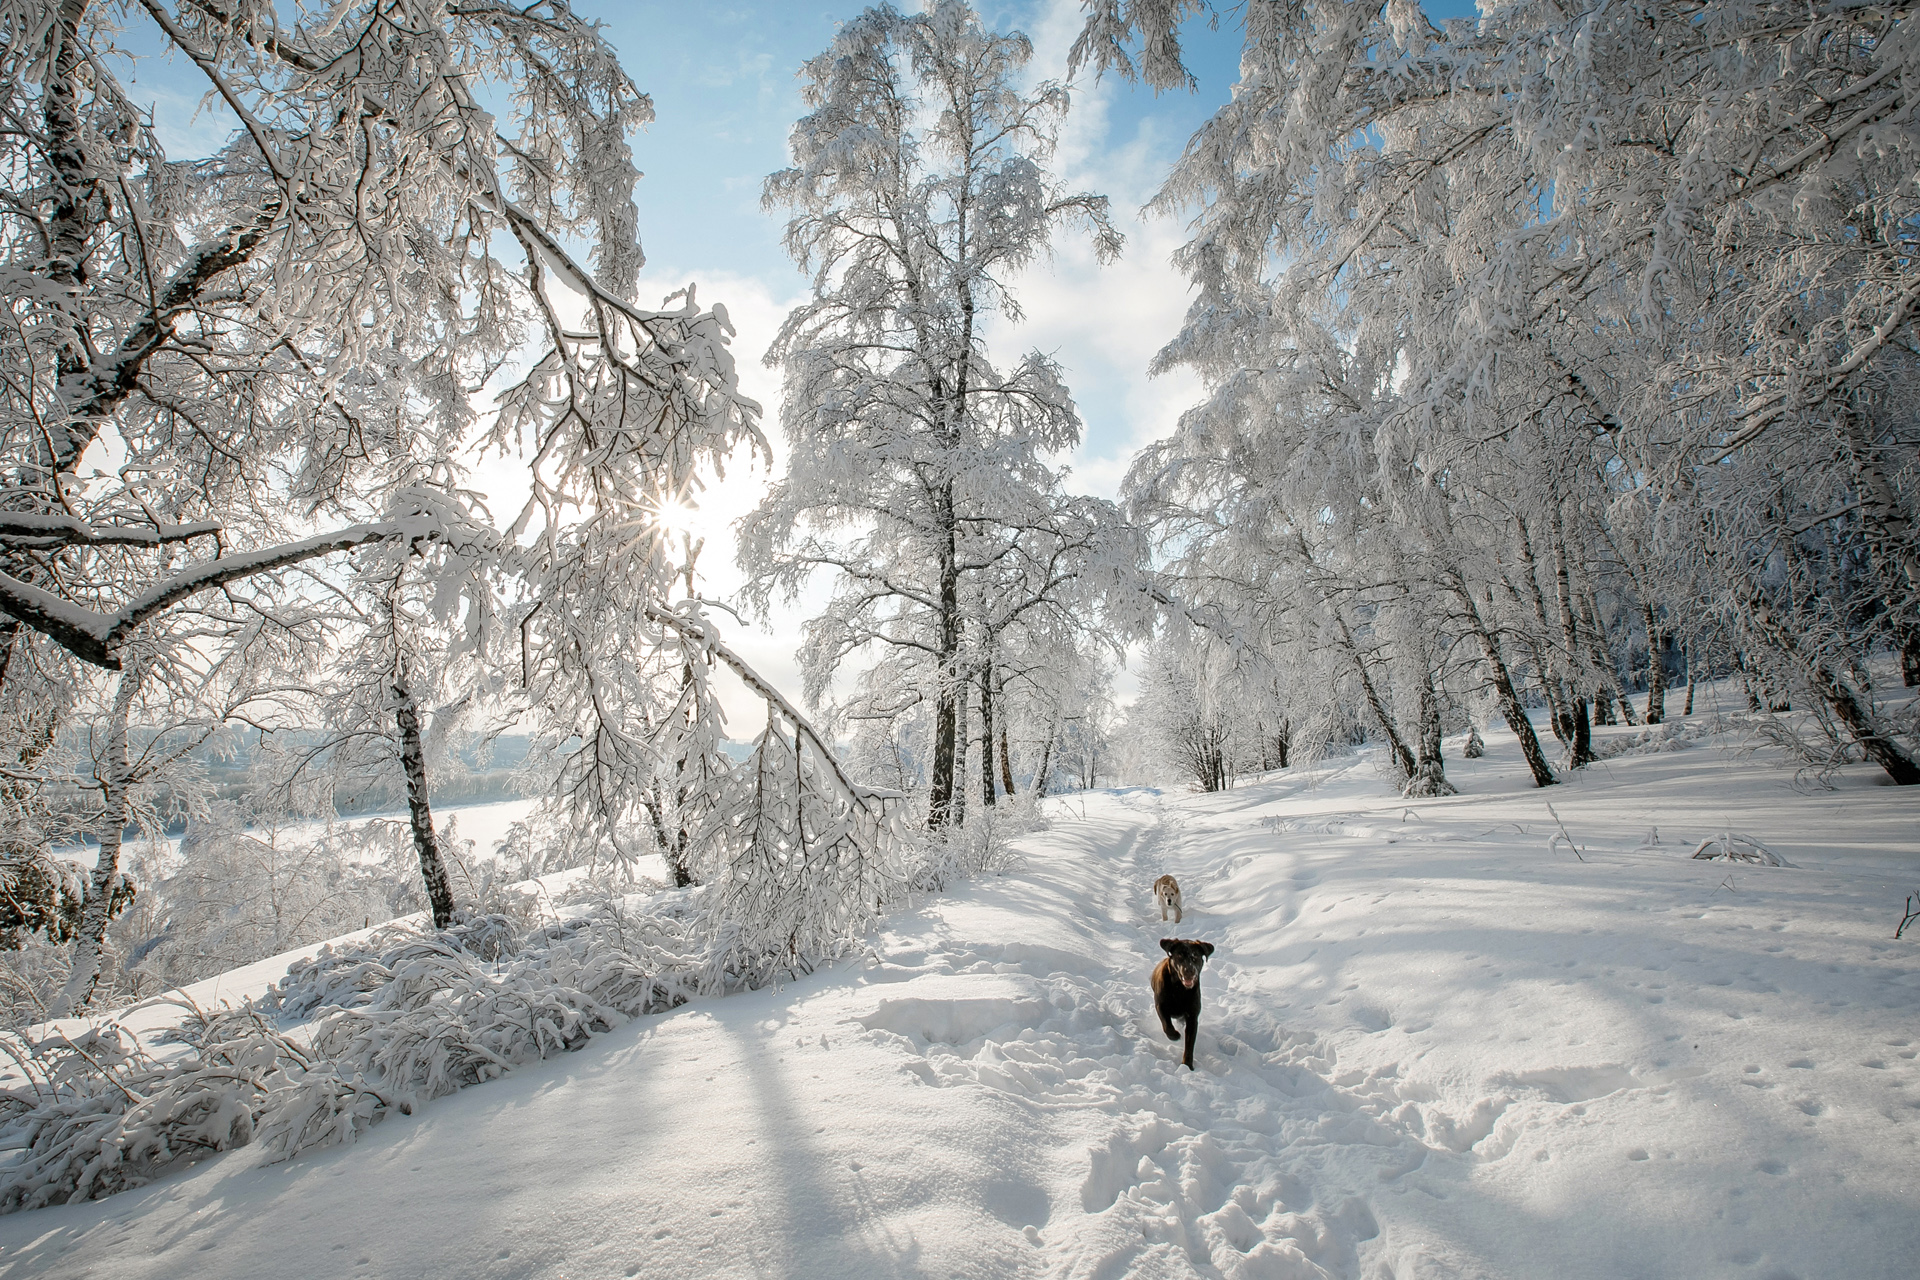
1;1022;262;1211
0;1003;397;1212
900;802;1031;895
1600;721;1712;759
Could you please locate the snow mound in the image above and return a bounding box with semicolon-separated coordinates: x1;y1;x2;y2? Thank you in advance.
856;973;1047;1045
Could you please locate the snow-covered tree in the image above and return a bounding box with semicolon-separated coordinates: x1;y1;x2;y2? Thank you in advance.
286;519;502;929
1076;0;1920;784
1;2;918;1012
744;0;1123;828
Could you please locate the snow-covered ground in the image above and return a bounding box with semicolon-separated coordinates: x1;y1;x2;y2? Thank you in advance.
4;715;1917;1279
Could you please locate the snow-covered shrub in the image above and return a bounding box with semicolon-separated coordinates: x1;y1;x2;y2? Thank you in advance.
303;940;615;1103
899;807;1027;895
1746;710;1877;788
260;903;704;1110
0;1023;262;1210
1600;721;1712;759
0;1002;396;1212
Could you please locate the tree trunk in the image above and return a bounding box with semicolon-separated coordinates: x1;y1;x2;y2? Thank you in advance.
1589;591;1635;721
1642;602;1667;725
1546;680;1573;745
45;0;102;477
393;657;456;928
1032;725;1054;799
1738;652;1763;711
1550;511;1598;767
993;669;1015;798
1508;522;1569;744
927;483;961;830
51;660;141;1017
0;622;16;697
1570;693;1594;767
1839;401;1920;684
977;661;997;809
1334;612;1415;781
643;796;694;888
1452;578;1557;787
951;667;970;827
1583;597;1617;725
1402;669;1458;797
651;656;699;888
1583;587;1635;726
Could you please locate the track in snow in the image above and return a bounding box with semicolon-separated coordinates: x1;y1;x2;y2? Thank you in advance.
858;790;1424;1280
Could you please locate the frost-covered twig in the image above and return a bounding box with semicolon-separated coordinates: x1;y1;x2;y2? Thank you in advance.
1689;833;1790;867
1543;801;1586;862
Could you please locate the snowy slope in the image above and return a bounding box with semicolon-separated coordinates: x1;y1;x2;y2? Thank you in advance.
3;717;1917;1279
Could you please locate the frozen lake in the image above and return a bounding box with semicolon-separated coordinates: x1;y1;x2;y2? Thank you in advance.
60;795;541;871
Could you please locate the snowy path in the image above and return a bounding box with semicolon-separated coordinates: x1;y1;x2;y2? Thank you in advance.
4;732;1919;1278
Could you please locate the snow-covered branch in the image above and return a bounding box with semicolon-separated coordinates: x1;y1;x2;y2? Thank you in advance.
0;518;441;670
0;513;222;552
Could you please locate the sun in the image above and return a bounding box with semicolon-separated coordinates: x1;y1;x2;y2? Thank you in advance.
647;494;700;540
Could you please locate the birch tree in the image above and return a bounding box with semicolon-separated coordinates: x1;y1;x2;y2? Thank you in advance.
744;0;1122;829
1078;0;1920;784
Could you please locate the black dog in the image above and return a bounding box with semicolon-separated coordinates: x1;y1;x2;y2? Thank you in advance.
1151;937;1215;1070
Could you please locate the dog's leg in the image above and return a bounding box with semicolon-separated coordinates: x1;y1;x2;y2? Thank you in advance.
1173;897;1182;925
1182;1013;1198;1070
1159;896;1168;922
1160;1012;1178;1041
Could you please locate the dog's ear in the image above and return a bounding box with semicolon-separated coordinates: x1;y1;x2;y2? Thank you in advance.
1160;938;1177;954
1198;942;1215;957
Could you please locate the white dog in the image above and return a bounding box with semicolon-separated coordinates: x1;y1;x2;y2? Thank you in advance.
1153;874;1183;924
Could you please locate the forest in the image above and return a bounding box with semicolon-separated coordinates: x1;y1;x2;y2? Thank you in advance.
0;0;1914;1264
